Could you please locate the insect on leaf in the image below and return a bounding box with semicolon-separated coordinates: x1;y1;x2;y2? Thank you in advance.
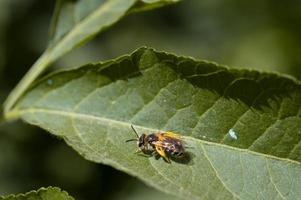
7;47;301;200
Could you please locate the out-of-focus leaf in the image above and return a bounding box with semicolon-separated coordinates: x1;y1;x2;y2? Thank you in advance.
0;187;74;200
128;0;180;13
7;47;301;199
3;0;180;115
48;0;179;46
112;180;182;200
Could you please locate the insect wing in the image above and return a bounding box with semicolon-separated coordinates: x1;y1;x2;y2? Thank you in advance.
152;140;171;148
163;131;182;140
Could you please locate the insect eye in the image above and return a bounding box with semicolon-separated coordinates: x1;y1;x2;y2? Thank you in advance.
138;135;145;144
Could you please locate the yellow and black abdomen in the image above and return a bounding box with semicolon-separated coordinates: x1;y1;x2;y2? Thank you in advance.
163;137;185;157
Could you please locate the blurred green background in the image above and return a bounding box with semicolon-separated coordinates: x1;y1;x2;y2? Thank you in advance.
0;0;300;199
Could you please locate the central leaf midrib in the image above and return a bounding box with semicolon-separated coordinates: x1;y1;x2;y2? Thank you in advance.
50;0;136;51
14;108;301;166
70;109;202;200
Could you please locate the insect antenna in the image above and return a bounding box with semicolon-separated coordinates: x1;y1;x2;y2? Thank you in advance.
125;139;138;142
125;125;140;143
131;125;140;138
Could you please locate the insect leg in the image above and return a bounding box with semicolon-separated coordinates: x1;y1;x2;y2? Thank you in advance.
155;146;171;163
135;149;142;154
134;149;152;157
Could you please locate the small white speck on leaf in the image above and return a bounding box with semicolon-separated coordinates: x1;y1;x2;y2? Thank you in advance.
228;129;238;140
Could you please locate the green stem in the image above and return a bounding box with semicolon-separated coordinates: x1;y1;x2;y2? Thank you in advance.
3;50;51;114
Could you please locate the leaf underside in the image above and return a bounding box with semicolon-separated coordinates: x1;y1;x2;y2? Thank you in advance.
0;187;74;200
10;48;301;200
49;0;179;47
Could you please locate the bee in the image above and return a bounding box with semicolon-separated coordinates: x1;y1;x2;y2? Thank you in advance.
126;125;185;163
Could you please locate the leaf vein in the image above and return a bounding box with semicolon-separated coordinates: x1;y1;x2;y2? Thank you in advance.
201;144;240;199
12;108;301;165
219;89;266;143
190;95;221;139
288;140;301;159
265;158;286;199
130;78;178;122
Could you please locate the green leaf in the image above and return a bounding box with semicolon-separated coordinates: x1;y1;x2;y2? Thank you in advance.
3;0;180;114
0;187;74;200
48;0;179;47
7;47;301;199
128;0;180;13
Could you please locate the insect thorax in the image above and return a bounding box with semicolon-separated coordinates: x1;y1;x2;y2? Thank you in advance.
145;133;158;143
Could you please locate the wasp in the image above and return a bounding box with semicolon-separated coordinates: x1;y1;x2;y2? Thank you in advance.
126;125;185;163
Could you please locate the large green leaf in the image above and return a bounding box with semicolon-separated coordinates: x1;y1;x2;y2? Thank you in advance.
7;48;301;199
0;187;74;200
3;0;180;114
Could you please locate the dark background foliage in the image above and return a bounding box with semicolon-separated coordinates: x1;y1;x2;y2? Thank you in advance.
0;0;300;199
